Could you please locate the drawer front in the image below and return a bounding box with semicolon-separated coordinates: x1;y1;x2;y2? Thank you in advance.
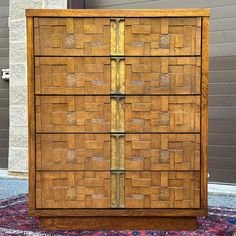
35;57;201;95
36;134;111;170
35;57;111;95
36;96;200;133
124;134;200;171
36;171;200;209
125;57;201;94
34;18;111;56
124;96;200;132
125;17;201;56
36;133;200;171
36;171;111;208
124;171;200;208
34;17;201;56
36;96;111;133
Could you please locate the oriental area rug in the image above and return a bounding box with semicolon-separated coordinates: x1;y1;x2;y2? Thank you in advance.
0;194;235;236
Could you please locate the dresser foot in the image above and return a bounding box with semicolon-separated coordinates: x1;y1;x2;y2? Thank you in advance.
39;216;198;230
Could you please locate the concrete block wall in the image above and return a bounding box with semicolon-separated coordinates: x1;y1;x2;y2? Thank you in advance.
8;0;67;176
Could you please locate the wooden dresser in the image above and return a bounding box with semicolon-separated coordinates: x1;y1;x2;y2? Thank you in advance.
27;9;210;230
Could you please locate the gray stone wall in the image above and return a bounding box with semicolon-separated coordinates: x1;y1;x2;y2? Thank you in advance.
8;0;67;175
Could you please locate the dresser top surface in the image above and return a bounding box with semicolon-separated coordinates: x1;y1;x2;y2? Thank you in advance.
26;8;210;17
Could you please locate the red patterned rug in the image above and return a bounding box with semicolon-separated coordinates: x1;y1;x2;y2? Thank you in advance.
0;194;235;236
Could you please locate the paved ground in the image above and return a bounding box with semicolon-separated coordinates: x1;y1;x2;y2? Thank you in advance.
0;178;236;208
0;178;28;200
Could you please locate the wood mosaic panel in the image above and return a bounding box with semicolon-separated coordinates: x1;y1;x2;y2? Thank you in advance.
36;134;110;170
35;57;111;94
125;17;201;56
124;134;200;171
125;96;200;132
34;17;111;56
35;56;201;95
125;171;200;208
36;96;111;133
36;171;110;208
125;57;201;94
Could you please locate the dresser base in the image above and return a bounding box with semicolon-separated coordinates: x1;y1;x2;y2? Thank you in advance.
39;216;198;230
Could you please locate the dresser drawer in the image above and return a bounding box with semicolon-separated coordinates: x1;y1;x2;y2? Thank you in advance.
36;96;111;133
36;134;111;170
36;133;200;171
34;17;111;56
35;56;200;95
34;17;201;56
125;17;201;56
36;171;200;209
124;134;200;171
35;57;111;95
124;171;200;208
36;95;200;133
125;57;201;94
36;171;111;208
124;96;200;132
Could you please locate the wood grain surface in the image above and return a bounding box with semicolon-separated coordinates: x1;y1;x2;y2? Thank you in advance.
36;171;200;209
125;17;201;56
27;10;209;227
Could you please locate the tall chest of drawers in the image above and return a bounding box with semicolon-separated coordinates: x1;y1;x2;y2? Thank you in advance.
27;9;210;230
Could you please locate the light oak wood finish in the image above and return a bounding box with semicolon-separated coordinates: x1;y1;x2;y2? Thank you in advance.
125;96;200;132
39;216;198;230
26;9;210;17
27;9;210;230
35;57;111;94
36;133;200;171
35;57;201;95
34;17;111;56
36;96;111;133
27;17;35;211
201;17;209;210
125;57;201;94
125;17;201;56
36;171;200;209
36;134;111;170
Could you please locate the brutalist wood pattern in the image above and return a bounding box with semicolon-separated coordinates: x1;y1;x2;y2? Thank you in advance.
36;133;200;171
36;171;111;208
35;57;111;94
35;96;111;133
35;57;201;95
34;17;111;55
36;134;111;170
27;9;210;230
124;134;200;171
36;171;200;209
35;95;200;133
124;96;200;132
125;17;201;56
125;171;200;208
